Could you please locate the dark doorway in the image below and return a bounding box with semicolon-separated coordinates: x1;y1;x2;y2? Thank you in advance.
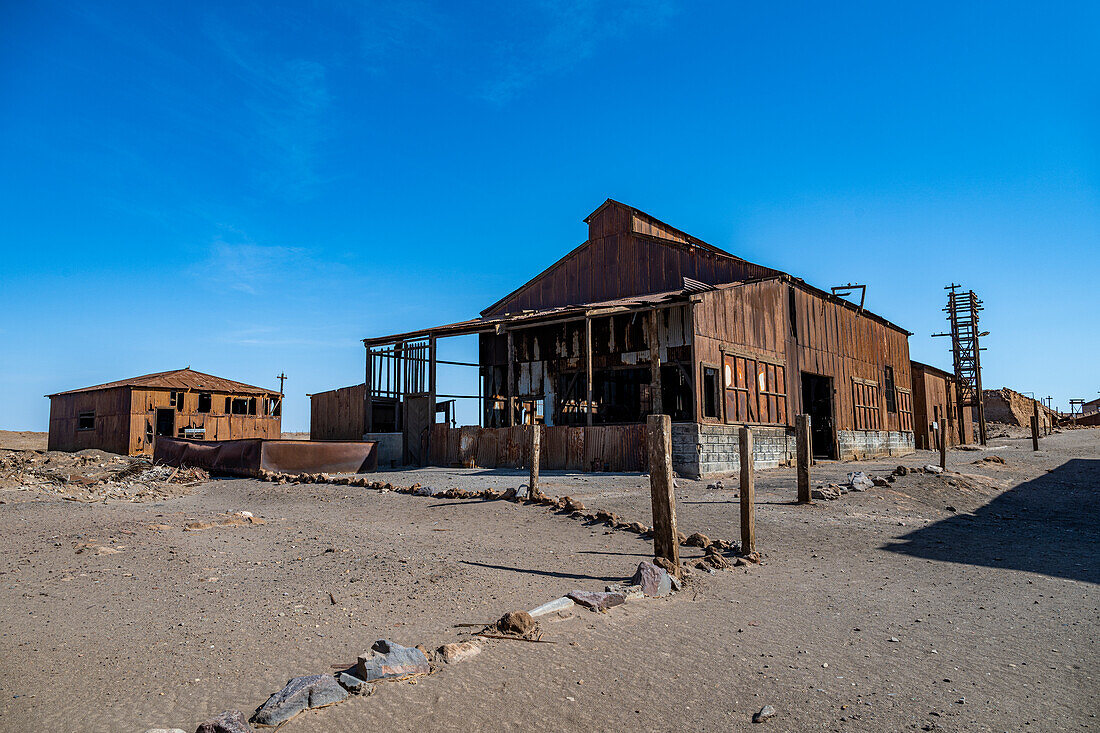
801;373;836;459
155;408;175;438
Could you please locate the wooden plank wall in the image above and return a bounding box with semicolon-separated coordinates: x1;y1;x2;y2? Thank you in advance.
428;424;648;472
692;279;913;433
309;384;366;441
130;389;281;456
48;387;132;455
48;387;281;456
911;365;969;448
483;202;776;316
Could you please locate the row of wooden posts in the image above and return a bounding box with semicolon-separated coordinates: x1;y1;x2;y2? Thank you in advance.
526;413;817;569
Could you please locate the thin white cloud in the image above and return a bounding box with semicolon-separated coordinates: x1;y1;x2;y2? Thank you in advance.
194;227;350;296
203;16;333;199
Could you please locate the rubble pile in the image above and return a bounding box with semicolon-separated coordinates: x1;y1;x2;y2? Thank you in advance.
0;448;208;502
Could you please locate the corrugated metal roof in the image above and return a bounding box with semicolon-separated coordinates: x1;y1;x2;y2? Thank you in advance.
47;368;277;397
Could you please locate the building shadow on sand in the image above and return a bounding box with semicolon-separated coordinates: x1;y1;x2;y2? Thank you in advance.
882;458;1100;585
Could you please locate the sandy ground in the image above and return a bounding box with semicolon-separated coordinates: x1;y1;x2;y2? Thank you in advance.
0;429;1096;732
0;430;47;450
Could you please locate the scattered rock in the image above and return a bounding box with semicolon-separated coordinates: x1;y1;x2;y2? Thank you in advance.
604;582;644;599
529;596;575;617
684;532;711;548
945;505;956;512
706;479;725;490
846;472;874;491
567;590;626;611
631;560;674;597
497;611;535;635
752;704;777;723
703;553;732;570
250;674;348;726
144;729;186;733
675;530;688;545
812;486;840;501
872;477;889;487
356;640;430;681
437;640;482;664
653;556;680;577
888;636;900;642
624;521;647;533
924;464;944;474
336;671;371;694
195;710;252;733
974;455;1005;465
894;465;909;476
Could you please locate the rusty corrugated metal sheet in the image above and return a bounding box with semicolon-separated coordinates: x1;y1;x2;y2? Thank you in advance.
48;368;278;397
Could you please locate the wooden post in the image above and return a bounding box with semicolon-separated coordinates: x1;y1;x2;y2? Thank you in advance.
427;335;437;463
529;424;541;499
647;414;679;568
364;346;373;434
939;418;948;469
648;309;663;415
506;331;515;428
585;316;594;427
739;426;756;554
1031;415;1039;451
796;414;811;503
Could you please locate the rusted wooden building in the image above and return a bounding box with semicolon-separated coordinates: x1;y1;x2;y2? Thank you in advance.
909;361;973;450
47;368;282;456
328;199;916;475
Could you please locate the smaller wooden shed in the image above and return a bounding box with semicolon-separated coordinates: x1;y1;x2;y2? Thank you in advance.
910;361;973;450
46;368;282;456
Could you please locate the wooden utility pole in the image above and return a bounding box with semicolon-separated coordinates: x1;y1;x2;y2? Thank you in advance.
529;424;541;499
1031;415;1040;451
939;418;947;470
796;414;811;503
739;426;756;554
647;414;679;568
276;372;287;396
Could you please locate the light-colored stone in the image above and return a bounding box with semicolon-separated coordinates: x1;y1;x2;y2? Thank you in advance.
567;590;626;611
529;596;575;617
356;640;430;681
437;640;482;664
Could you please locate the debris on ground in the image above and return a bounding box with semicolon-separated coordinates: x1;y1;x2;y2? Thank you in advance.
529;597;575;617
195;710;252;733
354;639;431;682
567;590;626;611
753;704;777;723
0;448;207;502
846;471;875;491
250;674;348;726
436;640;482;664
496;610;536;635
631;560;674;597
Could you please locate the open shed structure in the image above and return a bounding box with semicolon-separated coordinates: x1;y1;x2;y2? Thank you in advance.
341;199;916;476
47;368;282;456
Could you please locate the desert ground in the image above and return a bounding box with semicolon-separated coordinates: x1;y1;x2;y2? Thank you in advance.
0;427;1096;732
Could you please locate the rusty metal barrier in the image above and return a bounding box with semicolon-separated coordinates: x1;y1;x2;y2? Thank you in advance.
153;437;377;477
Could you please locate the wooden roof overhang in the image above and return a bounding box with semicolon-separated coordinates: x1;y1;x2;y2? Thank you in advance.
362;289;692;348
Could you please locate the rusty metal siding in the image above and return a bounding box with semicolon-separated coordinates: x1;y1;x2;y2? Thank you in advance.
47;386;133;455
691;280;912;434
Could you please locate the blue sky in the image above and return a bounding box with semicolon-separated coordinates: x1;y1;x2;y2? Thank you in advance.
2;0;1097;431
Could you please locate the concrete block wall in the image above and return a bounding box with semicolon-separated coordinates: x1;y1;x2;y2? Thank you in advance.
673;424;916;477
672;423;795;478
364;432;403;467
837;430;915;461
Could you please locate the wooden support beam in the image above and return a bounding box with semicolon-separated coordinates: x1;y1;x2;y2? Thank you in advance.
585;316;594;427
1030;415;1039;451
364;347;373;435
427;335;437;461
939;418;948;468
647;414;679;569
796;414;811;503
739;426;756;555
648;308;663;415
506;331;515;428
529;424;541;499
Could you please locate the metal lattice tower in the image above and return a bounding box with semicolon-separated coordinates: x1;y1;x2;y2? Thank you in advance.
933;284;988;444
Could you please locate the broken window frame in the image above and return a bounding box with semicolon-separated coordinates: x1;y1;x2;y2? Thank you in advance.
851;378;882;431
701;364;720;420
197;393;212;413
884;365;897;413
77;411;95;431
